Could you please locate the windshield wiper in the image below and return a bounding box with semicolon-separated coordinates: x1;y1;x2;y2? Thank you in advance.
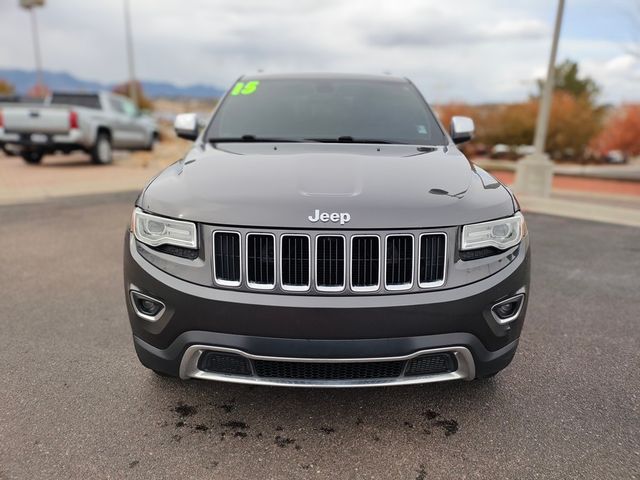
304;136;401;144
208;134;304;143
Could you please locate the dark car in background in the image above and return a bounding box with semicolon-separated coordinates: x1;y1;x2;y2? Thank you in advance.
124;73;530;387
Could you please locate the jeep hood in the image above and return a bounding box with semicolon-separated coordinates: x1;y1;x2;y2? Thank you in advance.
139;143;515;229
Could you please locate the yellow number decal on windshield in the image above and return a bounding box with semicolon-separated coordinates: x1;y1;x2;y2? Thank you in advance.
230;81;260;96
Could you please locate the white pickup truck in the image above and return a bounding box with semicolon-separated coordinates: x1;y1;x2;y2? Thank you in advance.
0;91;158;165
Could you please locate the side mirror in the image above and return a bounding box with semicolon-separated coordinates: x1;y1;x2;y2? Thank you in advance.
174;113;199;140
450;116;475;144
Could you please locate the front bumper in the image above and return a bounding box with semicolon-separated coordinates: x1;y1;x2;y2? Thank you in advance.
0;129;86;151
124;232;530;385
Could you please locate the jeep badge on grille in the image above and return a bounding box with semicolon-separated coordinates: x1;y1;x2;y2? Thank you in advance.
308;209;351;225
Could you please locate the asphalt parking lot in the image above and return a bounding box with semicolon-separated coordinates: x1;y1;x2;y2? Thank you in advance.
0;192;638;479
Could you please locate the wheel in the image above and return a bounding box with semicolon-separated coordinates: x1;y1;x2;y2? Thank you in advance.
151;369;172;378
91;132;113;165
2;146;17;157
21;150;43;164
145;132;159;151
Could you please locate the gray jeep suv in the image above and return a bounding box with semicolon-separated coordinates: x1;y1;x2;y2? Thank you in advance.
124;73;530;387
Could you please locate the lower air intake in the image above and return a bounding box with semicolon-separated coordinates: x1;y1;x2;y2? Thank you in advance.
253;359;404;380
404;353;457;376
198;352;252;376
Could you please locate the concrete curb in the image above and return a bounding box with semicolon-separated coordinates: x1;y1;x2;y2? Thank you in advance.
519;195;640;228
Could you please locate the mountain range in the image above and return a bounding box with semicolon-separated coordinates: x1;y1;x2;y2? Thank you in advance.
0;68;225;99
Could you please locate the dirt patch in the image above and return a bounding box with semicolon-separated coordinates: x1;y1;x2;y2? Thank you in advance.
173;403;197;418
434;419;459;436
274;435;296;448
416;464;427;480
217;404;235;413
423;409;439;420
221;420;248;430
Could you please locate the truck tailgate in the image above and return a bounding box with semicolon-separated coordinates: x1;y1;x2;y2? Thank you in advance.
2;106;71;135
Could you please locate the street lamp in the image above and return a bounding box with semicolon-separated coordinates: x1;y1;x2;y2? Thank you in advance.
123;0;139;107
19;0;45;92
514;0;565;198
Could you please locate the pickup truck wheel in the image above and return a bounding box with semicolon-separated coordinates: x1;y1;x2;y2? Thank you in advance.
21;151;43;164
3;146;17;157
145;132;159;151
91;133;113;165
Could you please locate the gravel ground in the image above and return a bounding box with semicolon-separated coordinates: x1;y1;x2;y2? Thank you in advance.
0;192;638;479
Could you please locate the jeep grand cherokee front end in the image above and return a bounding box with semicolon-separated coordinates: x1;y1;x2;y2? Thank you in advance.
123;73;530;387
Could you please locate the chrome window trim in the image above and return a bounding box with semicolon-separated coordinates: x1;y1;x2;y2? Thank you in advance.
280;234;311;292
418;232;448;289
212;230;242;287
315;234;346;292
245;232;277;290
129;290;166;322
350;234;381;293
384;234;415;291
179;345;476;387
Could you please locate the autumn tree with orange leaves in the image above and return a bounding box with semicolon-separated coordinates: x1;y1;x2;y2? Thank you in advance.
590;105;640;156
0;79;15;95
436;60;603;160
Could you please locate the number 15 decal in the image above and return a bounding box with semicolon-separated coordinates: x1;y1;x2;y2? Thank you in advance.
231;81;260;96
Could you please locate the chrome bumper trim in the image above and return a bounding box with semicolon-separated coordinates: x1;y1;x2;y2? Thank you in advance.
179;345;475;388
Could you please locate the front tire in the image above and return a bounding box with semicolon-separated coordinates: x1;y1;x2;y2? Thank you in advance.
21;150;43;164
91;132;113;165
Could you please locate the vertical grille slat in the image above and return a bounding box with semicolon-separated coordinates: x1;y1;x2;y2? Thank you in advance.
213;231;241;286
316;236;345;290
247;234;275;289
385;235;413;290
213;230;446;293
351;236;380;291
281;235;310;290
419;233;447;287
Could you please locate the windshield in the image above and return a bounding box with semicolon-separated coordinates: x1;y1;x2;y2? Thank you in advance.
205;77;447;145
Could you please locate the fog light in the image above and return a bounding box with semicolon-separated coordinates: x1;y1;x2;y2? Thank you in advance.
130;291;166;321
491;294;524;325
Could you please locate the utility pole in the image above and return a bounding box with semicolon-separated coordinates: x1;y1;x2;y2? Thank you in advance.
19;0;45;92
514;0;565;198
123;0;139;107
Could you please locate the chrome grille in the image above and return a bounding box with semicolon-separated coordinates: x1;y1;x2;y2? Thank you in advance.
212;229;447;294
246;233;275;289
385;235;414;290
315;235;345;291
419;233;447;287
280;235;310;291
213;231;241;286
351;236;380;291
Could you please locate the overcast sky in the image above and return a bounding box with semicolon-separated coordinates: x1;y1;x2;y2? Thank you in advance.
0;0;638;104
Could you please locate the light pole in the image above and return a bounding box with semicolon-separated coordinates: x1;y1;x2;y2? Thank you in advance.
123;0;139;107
19;0;45;92
514;0;565;198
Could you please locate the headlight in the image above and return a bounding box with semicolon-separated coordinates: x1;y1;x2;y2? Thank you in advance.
461;212;526;251
132;208;197;249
